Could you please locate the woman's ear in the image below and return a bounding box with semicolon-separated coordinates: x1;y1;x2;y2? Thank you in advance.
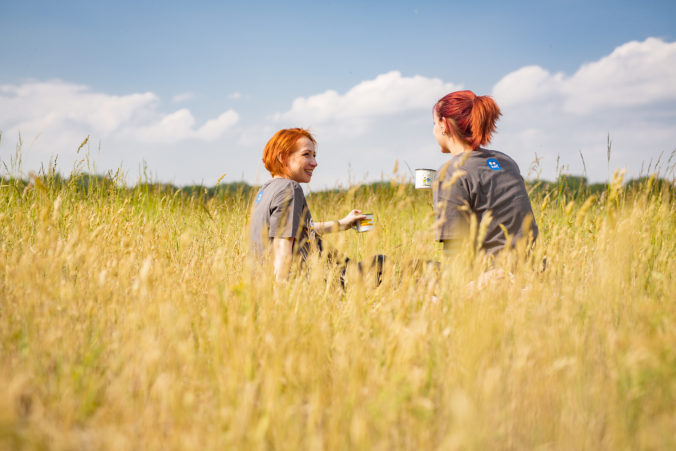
440;118;450;136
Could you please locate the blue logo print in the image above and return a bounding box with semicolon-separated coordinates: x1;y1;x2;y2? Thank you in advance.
487;158;502;171
255;190;264;204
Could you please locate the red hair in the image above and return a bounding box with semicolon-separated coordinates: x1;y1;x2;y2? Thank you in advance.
434;90;501;150
262;128;316;177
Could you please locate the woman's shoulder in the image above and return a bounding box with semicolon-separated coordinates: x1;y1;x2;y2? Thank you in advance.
474;148;516;163
266;177;302;189
270;177;300;188
436;152;474;177
267;178;305;199
479;148;521;172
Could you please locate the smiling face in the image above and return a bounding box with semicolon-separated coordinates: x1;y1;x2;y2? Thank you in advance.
282;137;317;183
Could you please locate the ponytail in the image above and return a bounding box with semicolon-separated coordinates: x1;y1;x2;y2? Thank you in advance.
468;95;501;150
435;91;502;150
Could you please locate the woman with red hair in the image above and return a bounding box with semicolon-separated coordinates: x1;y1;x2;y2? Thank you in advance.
432;90;538;257
250;128;366;280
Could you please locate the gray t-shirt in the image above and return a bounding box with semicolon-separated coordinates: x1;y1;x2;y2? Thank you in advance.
250;178;320;261
433;148;538;255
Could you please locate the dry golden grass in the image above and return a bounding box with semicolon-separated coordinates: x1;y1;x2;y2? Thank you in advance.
0;170;674;450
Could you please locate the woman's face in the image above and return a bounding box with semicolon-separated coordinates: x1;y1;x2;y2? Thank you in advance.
433;111;450;153
284;137;318;183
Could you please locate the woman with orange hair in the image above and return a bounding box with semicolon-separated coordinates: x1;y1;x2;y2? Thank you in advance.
432;90;538;257
250;128;366;280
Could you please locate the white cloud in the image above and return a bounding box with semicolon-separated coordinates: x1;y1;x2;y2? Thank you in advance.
491;66;563;108
491;37;676;182
228;91;242;100
129;109;239;143
172;91;195;102
494;37;676;114
132;108;196;143
274;71;461;125
196;110;240;141
0;80;239;146
0;81;157;136
563;37;676;113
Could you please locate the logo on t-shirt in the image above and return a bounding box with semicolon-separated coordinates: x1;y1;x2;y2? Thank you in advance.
487;158;502;171
255;190;264;203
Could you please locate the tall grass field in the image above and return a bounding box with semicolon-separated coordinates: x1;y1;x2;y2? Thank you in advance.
1;158;675;449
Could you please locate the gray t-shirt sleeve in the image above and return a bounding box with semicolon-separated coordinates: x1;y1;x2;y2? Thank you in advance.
434;168;472;242
268;182;306;239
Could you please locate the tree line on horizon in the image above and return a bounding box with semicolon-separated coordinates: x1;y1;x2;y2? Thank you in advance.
1;171;674;201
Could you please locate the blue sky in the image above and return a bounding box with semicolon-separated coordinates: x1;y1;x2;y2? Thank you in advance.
2;0;675;187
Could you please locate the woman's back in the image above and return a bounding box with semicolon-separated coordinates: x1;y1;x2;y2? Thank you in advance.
434;148;538;255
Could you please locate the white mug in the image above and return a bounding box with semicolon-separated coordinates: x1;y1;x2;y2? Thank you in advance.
415;168;436;189
353;213;374;232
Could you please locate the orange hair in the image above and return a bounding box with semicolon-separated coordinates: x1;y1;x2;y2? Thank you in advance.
434;90;502;150
262;128;316;177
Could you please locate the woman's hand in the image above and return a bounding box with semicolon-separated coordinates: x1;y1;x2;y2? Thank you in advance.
314;210;366;234
338;210;366;230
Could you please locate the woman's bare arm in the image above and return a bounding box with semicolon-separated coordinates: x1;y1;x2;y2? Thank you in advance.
272;237;294;280
314;210;365;234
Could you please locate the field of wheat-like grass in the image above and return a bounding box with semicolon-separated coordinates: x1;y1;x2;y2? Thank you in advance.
1;169;674;450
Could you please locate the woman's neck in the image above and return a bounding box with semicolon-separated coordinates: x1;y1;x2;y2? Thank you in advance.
449;138;474;157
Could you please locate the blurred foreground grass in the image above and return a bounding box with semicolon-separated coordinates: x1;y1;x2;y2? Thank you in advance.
0;169;675;450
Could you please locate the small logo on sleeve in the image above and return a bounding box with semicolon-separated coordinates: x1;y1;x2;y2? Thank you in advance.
255;190;264;203
487;159;502;171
